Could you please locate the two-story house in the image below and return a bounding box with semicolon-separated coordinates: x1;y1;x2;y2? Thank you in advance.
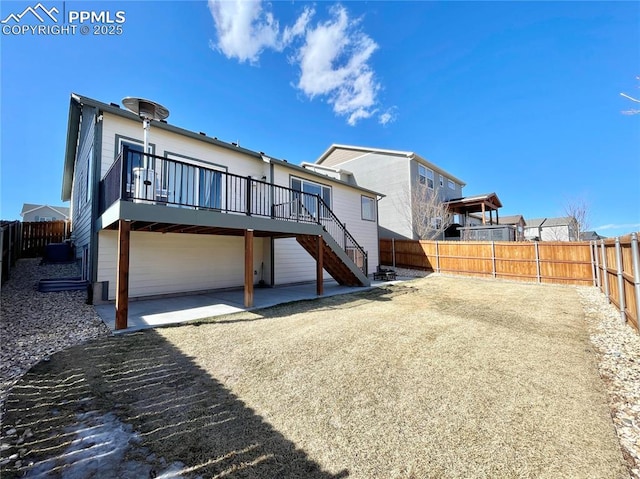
314;145;466;240
62;94;380;329
524;217;578;242
20;203;70;222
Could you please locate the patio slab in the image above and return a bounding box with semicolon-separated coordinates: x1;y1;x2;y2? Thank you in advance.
95;278;404;333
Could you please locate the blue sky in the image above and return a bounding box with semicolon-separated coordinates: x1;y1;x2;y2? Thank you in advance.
1;0;639;237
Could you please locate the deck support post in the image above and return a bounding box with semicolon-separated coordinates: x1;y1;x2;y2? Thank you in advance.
115;219;130;330
244;229;254;308
317;235;324;296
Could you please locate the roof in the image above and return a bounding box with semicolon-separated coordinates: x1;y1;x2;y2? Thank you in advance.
315;144;467;187
444;193;502;217
580;230;606;240
62;94;383;201
525;218;546;228
20;203;70;217
498;214;525;226
543;217;573;227
525;217;574;228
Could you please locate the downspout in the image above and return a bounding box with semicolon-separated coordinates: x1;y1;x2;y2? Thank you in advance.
376;194;382;274
89;109;103;299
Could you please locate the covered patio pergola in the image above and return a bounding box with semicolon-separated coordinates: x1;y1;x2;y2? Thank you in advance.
445;192;503;226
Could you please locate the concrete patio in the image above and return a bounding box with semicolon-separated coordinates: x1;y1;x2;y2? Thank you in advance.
96;278;405;333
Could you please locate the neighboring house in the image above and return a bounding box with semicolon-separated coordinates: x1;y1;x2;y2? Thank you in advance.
498;214;526;241
524;217;578;241
580;230;606;241
62;94;380;327
20;203;69;222
314;144;466;240
445;192;503;227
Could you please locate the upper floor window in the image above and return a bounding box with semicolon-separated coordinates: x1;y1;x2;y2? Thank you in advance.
448;179;455;190
419;165;434;189
418;165;426;185
439;174;444;188
361;195;375;221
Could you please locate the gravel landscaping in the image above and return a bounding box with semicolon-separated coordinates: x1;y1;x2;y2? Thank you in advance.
0;258;639;477
0;259;110;413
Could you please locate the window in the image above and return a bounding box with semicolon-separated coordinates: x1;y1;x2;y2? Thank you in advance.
418;165;434;189
418;165;427;185
198;168;223;209
291;177;331;218
120;139;153;173
361;196;375;221
439;174;444;187
448;179;455;190
163;152;226;209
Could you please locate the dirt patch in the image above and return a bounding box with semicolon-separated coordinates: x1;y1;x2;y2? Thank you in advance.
1;275;628;478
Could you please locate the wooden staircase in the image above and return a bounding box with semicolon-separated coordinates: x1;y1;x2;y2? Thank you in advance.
296;234;366;287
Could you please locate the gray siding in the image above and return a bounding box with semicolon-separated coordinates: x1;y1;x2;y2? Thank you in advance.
319;148;366;168
324;152;413;239
69;106;96;264
22;206;68;222
318;148;465;240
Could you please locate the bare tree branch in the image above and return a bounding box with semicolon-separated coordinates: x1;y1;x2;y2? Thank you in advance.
621;76;640;115
564;197;590;241
396;183;452;240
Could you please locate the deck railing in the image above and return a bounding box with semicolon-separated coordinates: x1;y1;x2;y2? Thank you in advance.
99;147;368;275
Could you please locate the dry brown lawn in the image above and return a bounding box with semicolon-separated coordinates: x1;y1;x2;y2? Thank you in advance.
1;275;628;478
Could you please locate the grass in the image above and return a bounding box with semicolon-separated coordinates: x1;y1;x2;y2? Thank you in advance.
1;275;628;478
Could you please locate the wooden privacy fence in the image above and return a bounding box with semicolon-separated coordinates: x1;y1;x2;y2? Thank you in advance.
1;220;22;284
594;234;640;331
381;238;595;285
381;235;640;331
20;220;70;258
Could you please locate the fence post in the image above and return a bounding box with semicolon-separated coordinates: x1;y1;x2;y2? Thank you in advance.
630;232;640;330
435;240;440;273
615;237;627;323
392;238;396;269
7;223;13;277
491;241;496;278
588;241;596;287
0;225;4;285
534;242;541;283
593;241;601;289
601;240;610;302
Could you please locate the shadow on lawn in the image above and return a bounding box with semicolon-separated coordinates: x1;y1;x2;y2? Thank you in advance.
194;283;416;327
1;330;349;478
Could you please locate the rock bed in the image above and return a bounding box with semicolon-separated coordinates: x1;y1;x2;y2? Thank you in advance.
0;259;110;414
578;286;640;478
0;260;638;476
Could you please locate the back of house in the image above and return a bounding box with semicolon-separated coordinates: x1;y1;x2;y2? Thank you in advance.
62;94;380;304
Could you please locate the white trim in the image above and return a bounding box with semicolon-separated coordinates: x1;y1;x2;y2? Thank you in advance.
21;205;70;218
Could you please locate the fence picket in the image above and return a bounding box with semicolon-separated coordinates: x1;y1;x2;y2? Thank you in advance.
20;220;70;258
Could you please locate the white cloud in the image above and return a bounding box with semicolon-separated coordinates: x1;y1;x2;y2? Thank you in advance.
294;5;380;125
282;6;314;47
208;1;395;126
208;0;280;64
595;223;640;231
378;107;398;126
